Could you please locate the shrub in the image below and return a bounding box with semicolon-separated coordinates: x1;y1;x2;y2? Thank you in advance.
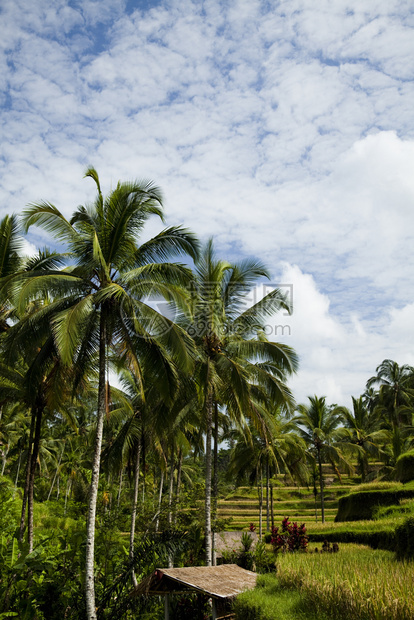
395;517;414;560
396;450;414;483
335;488;414;521
221;536;275;573
271;518;308;554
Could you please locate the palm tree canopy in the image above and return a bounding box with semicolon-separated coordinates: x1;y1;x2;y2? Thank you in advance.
18;168;200;398
294;395;353;473
366;359;414;429
183;240;298;419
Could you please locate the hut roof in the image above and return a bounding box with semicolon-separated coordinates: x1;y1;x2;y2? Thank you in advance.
131;564;257;599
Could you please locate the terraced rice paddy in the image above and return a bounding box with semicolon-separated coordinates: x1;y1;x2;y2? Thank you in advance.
217;483;354;529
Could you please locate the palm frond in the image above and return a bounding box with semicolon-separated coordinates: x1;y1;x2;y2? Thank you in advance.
21;202;76;242
136;226;200;265
52;295;94;364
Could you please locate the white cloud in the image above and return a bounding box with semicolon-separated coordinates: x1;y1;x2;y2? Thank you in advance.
0;0;413;407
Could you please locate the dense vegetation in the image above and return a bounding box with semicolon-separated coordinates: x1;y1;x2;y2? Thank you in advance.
0;170;414;619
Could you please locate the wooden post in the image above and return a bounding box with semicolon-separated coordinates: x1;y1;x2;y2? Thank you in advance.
212;598;217;620
164;594;170;620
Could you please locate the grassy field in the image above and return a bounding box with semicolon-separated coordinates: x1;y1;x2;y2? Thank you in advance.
233;574;331;620
277;544;414;620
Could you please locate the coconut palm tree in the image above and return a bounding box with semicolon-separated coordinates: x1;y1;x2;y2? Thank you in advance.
181;240;298;563
294;396;352;523
229;409;306;536
340;396;388;481
366;360;414;455
19;167;199;620
0;326;81;551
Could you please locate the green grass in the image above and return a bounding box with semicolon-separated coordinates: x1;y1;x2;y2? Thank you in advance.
233;574;330;620
276;544;414;620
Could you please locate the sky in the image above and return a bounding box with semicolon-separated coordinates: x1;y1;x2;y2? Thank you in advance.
1;0;414;407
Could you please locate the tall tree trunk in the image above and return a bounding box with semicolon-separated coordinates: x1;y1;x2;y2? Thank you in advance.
212;401;219;566
167;445;175;568
174;448;183;525
27;402;43;553
142;433;146;504
266;460;270;532
204;387;213;567
155;469;164;532
258;468;263;539
117;467;123;510
317;448;325;524
167;445;175;527
1;445;8;475
270;480;274;530
313;471;318;522
47;443;65;501
13;448;22;499
64;478;72;515
85;309;107;620
129;438;141;587
19;408;36;542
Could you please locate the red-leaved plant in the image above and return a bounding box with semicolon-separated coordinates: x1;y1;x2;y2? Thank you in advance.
270;517;308;553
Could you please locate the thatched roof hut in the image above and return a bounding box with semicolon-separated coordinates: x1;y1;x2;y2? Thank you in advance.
131;564;257;619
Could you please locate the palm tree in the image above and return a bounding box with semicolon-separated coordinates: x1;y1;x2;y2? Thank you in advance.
294;396;352;523
229;410;306;536
20;168;199;620
182;240;298;563
340;396;388;481
0;332;75;551
367;360;414;456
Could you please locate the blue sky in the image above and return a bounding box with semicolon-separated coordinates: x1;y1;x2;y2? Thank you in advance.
1;0;414;406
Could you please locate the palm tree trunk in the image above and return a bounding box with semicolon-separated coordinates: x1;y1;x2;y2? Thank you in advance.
258;467;263;539
174;448;183;525
117;467;123;510
13;448;22;499
167;445;174;527
129;438;141;587
47;442;65;501
155;469;164;532
270;481;274;530
266;460;270;532
317;449;325;524
142;433;146;504
85;308;107;620
204;387;213;567
167;446;175;569
212;401;219;566
313;472;318;522
19;408;36;542
1;445;8;475
27;403;43;553
64;478;72;515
